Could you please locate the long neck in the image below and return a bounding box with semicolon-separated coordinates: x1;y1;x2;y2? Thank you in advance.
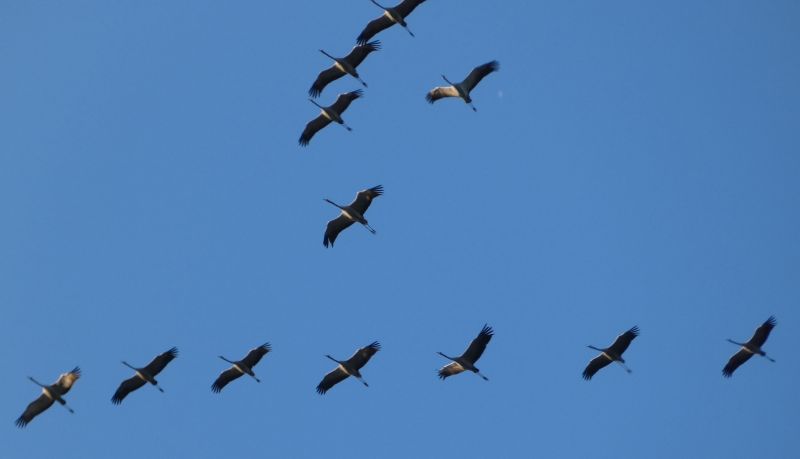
370;0;386;9
727;339;745;346
587;345;604;352
319;49;335;60
121;361;138;371
437;351;455;361
309;98;324;110
442;75;454;86
219;356;235;364
324;199;345;210
326;355;342;364
28;377;47;388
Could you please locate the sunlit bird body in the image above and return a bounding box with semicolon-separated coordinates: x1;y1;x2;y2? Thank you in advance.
16;367;81;428
309;41;381;98
316;341;381;394
299;90;364;146
323;185;383;247
112;347;178;404
437;324;494;380
357;0;427;44
723;316;776;377
426;60;500;111
212;343;271;393
583;326;639;380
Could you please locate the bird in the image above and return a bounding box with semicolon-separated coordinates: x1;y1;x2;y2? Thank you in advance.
15;367;81;428
212;343;271;393
723;316;777;377
323;185;383;247
309;41;381;98
316;341;381;394
583;326;639;380
426;60;500;111
111;347;178;404
299;90;364;146
356;0;427;44
437;324;494;380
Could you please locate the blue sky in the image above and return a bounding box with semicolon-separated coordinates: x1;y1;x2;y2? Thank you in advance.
2;1;799;458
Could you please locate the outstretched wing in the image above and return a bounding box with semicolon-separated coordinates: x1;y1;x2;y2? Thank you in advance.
143;347;178;377
343;41;381;68
356;16;394;45
461;324;494;363
241;343;271;369
425;86;460;104
608;326;639;356
346;341;381;370
438;362;464;380
722;348;754;378
349;185;383;215
309;66;346;98
111;375;146;404
463;60;500;93
323;214;355;248
582;354;612;380
749;316;776;347
395;0;427;17
15;394;55;428
212;368;243;393
316;367;349;395
54;366;81;393
329;89;364;115
299;114;333;147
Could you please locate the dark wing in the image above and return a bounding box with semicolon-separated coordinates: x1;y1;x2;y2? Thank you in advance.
356;16;394;45
111;375;146;404
142;347;178;377
329;89;364;115
323;214;355;248
722;348;754;378
349;184;383;215
15;394;55;428
241;343;271;369
343;41;381;68
749;316;777;347
299;114;332;147
212;368;243;393
346;341;381;370
461;324;494;364
608;326;639;356
395;0;426;17
316;367;349;395
582;354;613;380
425;86;460;104
463;60;500;93
438;362;463;380
309;66;346;98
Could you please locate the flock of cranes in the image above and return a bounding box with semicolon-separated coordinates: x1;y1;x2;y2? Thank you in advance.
15;317;779;428
299;0;499;147
12;0;783;432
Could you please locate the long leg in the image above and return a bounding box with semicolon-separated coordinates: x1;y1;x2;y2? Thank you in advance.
402;25;415;37
356;76;368;88
362;223;377;234
762;354;776;363
248;373;261;383
475;371;489;381
615;360;632;373
55;398;75;414
356;376;369;387
340;121;352;132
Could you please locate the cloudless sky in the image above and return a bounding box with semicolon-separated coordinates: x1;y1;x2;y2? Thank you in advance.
2;1;799;458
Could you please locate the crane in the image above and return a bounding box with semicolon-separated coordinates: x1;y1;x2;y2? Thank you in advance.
112;347;178;404
437;324;494;380
323;185;383;247
15;367;81;428
583;326;639;380
299;90;364;146
316;341;381;394
212;343;271;392
723;316;777;377
356;0;427;44
426;60;499;111
309;41;381;98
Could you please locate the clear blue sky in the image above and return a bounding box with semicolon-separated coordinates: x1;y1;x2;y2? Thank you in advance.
2;1;799;458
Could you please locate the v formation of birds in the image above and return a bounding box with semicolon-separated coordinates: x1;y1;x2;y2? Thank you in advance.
14;0;781;429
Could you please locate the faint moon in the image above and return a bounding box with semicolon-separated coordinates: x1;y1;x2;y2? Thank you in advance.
497;90;504;98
